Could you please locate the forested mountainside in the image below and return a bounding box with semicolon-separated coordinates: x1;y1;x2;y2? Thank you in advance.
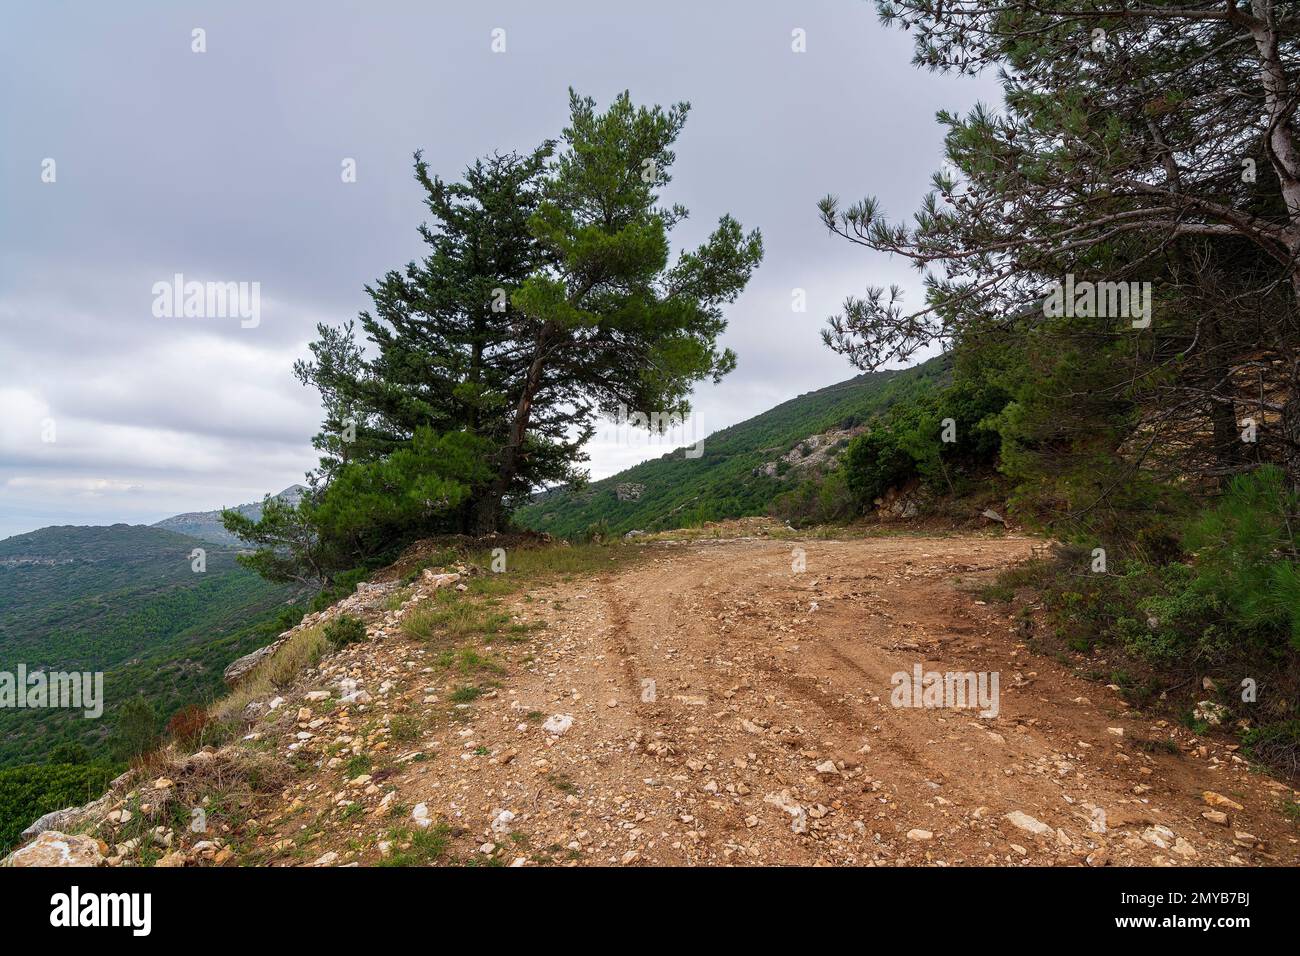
514;356;947;537
0;524;297;767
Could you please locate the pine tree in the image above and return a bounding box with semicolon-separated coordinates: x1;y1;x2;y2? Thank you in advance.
821;1;1300;500
297;90;763;534
296;144;558;532
485;89;764;530
230;90;763;584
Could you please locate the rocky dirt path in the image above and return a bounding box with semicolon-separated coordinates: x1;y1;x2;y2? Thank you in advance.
257;533;1300;867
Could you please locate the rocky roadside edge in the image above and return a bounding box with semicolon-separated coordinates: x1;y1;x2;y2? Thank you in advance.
1;564;467;868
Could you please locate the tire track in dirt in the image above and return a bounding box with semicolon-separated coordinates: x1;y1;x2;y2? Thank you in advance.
561;533;1300;865
601;591;644;702
289;530;1299;867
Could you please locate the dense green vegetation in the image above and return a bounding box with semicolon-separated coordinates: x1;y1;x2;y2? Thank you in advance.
515;357;946;536
0;522;310;854
979;468;1300;775
987;468;1299;667
840;373;1008;504
0;524;298;767
0;759;116;854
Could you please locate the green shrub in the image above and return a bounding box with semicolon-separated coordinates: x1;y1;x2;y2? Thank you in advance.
46;742;90;766
1135;524;1183;567
1241;720;1300;777
223;427;492;590
389;715;421;742
771;470;855;527
840;377;1009;510
108;696;160;763
344;754;372;778
379;822;451;866
324;614;367;647
843;428;915;506
1183;466;1300;650
449;685;482;703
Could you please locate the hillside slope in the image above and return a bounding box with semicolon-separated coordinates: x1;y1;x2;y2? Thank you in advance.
514;356;947;537
0;524;297;765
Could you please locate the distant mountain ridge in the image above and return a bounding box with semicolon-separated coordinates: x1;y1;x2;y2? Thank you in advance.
0;523;206;562
151;484;307;546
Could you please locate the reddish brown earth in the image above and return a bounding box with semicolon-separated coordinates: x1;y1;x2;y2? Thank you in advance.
241;532;1300;866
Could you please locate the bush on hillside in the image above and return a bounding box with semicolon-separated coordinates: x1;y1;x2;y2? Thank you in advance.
1182;466;1300;650
770;470;856;527
46;742;90;766
1242;720;1300;779
986;466;1300;779
165;705;212;750
840;378;1010;511
108;696;160;764
223;428;492;592
324;614;367;648
843;427;917;506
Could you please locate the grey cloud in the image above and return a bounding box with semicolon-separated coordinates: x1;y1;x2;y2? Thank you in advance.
0;0;997;537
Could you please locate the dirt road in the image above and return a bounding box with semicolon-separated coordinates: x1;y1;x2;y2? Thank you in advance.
262;533;1300;866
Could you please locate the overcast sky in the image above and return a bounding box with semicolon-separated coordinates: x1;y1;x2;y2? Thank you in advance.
0;0;999;541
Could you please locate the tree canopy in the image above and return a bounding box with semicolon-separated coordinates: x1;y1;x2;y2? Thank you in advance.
228;89;762;583
821;1;1300;508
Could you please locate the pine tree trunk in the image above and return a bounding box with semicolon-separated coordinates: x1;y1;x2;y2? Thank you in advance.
1283;274;1300;489
1204;314;1242;487
471;494;502;536
474;325;553;535
1280;359;1300;491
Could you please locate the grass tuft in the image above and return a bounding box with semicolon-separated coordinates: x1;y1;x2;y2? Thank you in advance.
380;823;451;866
210;623;331;723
